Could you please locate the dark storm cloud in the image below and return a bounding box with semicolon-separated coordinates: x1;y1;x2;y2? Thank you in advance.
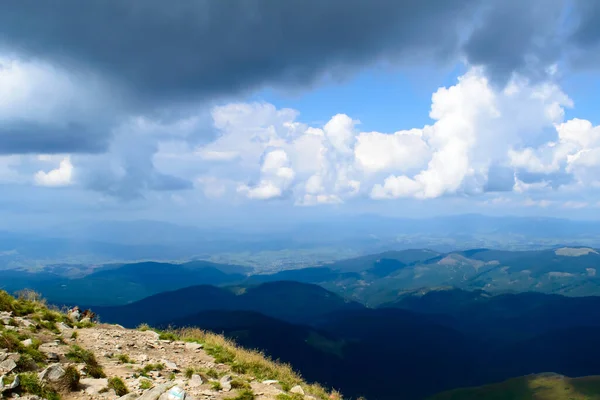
570;1;600;47
463;0;567;85
0;123;110;154
0;0;480;102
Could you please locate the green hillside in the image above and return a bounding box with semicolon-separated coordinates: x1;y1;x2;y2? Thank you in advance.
429;373;600;400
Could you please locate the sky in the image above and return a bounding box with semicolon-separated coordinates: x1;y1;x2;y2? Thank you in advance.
3;0;600;228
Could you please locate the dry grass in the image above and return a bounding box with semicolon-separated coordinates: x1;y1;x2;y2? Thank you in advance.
175;328;336;400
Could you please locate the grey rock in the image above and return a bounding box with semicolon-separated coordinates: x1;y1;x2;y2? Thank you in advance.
145;331;160;340
219;375;232;392
56;322;72;332
21;339;33;347
161;360;178;371
39;364;66;382
46;353;60;363
16;318;34;328
0;353;7;362
118;393;139;400
290;385;305;395
184;343;202;351
262;380;278;385
138;383;174;400
81;378;109;395
188;375;203;387
164;386;186;400
1;374;20;392
0;359;17;374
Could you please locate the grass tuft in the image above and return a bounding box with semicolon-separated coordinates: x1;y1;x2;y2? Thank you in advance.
226;389;256;400
65;345;106;378
107;377;129;396
139;379;153;390
117;353;134;364
18;372;61;400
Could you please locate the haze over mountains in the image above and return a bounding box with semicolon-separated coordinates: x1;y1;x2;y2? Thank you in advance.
4;215;600;273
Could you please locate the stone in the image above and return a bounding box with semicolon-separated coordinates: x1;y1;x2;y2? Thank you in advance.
161;360;179;371
46;353;60;363
117;393;139;400
219;375;232;392
262;380;278;385
188;375;203;387
146;331;160;340
165;386;186;400
21;339;33;347
1;374;20;392
80;317;91;324
0;353;7;362
81;378;109;395
56;322;71;332
0;359;17;374
184;343;202;351
68;308;81;322
290;385;305;395
16;318;34;328
138;383;174;400
137;354;149;362
38;364;66;382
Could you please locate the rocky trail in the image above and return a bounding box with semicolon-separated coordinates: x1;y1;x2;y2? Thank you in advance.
1;293;334;400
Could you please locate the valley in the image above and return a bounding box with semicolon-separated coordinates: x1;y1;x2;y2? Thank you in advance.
5;246;600;399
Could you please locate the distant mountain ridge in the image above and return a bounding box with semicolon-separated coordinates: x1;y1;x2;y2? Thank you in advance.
91;281;600;400
93;281;363;327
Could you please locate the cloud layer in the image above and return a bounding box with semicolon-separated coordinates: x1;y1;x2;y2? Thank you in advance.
2;0;600;213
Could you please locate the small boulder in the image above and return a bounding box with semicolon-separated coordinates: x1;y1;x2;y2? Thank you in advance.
38;364;66;382
161;360;179;371
184;343;202;351
80;378;109;395
219;375;232;392
0;359;17;374
118;393;139;400
188;374;203;387
262;380;278;385
165;386;186;400
290;385;305;395
21;339;33;347
1;374;20;392
56;322;72;332
139;383;174;400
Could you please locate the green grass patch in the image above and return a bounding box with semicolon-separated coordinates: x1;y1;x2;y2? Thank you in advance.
226;389;255;400
158;331;179;341
230;378;251;390
18;373;61;400
210;381;223;391
276;394;304;400
65;345;105;378
138;363;165;377
140;379;153;389
117;353;134;364
107;377;129;396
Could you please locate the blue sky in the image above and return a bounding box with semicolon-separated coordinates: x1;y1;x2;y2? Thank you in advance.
3;1;600;229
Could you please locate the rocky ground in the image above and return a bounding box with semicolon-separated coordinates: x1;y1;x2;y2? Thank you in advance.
1;299;329;400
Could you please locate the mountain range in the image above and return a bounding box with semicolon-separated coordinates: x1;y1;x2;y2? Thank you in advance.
87;282;600;400
6;246;600;398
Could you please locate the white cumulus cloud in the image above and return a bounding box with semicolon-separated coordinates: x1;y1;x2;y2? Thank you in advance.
34;157;74;187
